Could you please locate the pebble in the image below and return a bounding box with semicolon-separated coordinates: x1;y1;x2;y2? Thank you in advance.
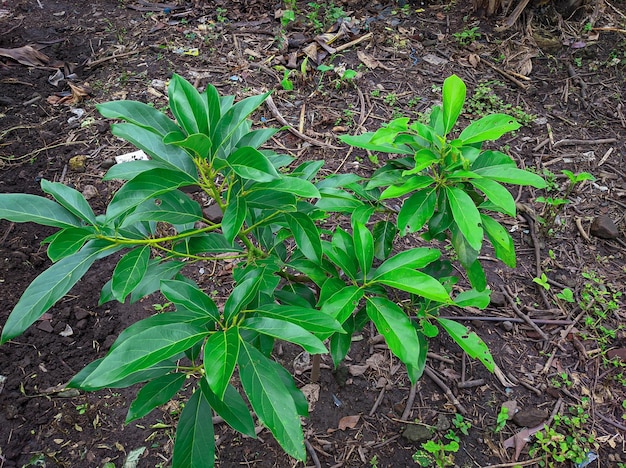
402;424;432;443
590;215;619;239
512;408;548;427
490;291;506;307
81;184;98;200
501;320;513;331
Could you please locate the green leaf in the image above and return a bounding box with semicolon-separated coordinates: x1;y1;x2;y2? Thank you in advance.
372;220;397;260
315;188;364;212
373;247;441;278
81;323;209;389
238;341;305;460
473;166;547;188
250;177;320;198
200;381;256;437
214;92;271;155
172;386;215;468
110;123;196;177
97;100;181;136
436;318;494;372
105;168;197;221
69;357;177;390
222;196;246;245
352;221;374;276
481;214;516;268
204;328;240;399
398;189;437;234
169;74;209;136
46;227;94;262
442;75;466;134
111;246;151;302
469;178;516;217
375;268;451;303
173;233;243;256
453;288;491;309
285;212;322;264
401;149;440;176
459;113;521;144
164;132;213;159
226;146;280;182
329;315;354;367
129;260;185;303
339;132;414;154
366;296;422;384
241;317;327;354
255;304;343;335
0;193;81;229
320;286;363;325
245;189;297;211
223;275;262;322
323;242;357;281
126;373;186;423
470;150;515;170
103;160;170;181
41;179;97;225
446;186;483;251
122;190;204;226
1;240;119;344
161;279;220;322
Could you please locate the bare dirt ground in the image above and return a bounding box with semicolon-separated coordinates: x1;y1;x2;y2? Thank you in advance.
0;0;625;467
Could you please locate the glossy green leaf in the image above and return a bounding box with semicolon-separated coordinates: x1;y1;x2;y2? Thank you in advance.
223;275;262;322
103;160;170;181
446;186;483;251
285;212;322;264
200;381;256;438
46;227;94;262
470;150;515;170
322;241;357;281
97;100;181;136
105;168;197;221
320;285;363;325
226;146;279;182
459;113;521;144
111;246;151;302
0;193;81;229
110;123;196;177
352;221;374;276
472;166;547;188
245;189;297;211
255;304;343;335
222;196;246;245
249;177;320;198
122;190;204;226
329;316;354;367
372;220;397;261
169;74;209;136
436;318;495;372
173;233;243;256
241;317;327;354
373;247;441;278
315;188;364;212
481;214;516;268
204;328;240;399
366;296;422;384
164;132;212;159
172;386;215;468
375;267;451;303
161;279;219;322
238;341;305;461
379;175;434;200
126;373;186;423
469;178;516;217
339;132;414;154
453;288;491;309
214;92;271;154
442;75;466;134
129;260;185;303
406;331;428;382
81;323;209;388
1;240;119;344
402;149;440;176
41;179;97;225
398;189;436;234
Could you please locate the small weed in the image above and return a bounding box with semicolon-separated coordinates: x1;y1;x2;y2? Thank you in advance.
152;301;173;312
384;93;398;106
533;273;550;291
494;405;509;433
216;6;228;23
453;26;481;46
466;80;535;125
413;416;467;467
75;403;89;415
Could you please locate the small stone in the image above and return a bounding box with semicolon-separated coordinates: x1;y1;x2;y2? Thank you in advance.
590;215;619;239
203;203;223;223
501;321;514;331
75;319;87;329
82;184;98;200
68;155;87;172
490;291;506;307
435;413;450;431
402;424;432;443
512;408;548;427
100;158;116;169
74;307;90;320
37;321;54;333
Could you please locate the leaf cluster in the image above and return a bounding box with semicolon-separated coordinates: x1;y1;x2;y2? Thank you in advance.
0;74;545;466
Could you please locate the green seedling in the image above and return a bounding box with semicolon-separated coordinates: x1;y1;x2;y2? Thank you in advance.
453;26;481;46
494;405;509;432
533;273;550;291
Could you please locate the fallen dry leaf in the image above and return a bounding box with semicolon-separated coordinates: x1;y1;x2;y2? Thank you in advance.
338;414;360;430
357;50;381;69
0;45;50;67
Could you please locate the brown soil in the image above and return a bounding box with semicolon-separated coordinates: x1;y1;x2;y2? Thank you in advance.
0;0;625;467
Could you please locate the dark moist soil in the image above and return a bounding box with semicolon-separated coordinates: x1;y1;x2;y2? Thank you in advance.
1;0;625;467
